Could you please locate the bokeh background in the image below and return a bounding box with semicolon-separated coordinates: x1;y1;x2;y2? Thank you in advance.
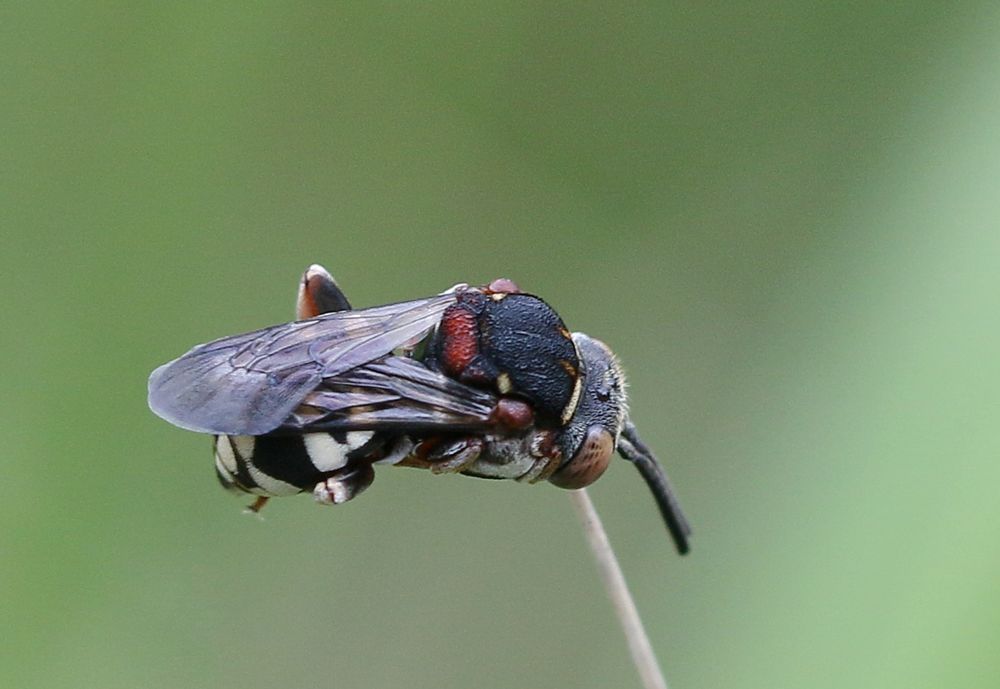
4;3;1000;688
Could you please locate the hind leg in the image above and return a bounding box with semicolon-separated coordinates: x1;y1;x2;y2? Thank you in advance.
297;264;352;318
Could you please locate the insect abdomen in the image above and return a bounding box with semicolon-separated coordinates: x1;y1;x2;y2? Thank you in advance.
214;431;376;497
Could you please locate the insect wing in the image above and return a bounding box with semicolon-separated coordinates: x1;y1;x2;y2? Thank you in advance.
148;293;459;436
282;355;500;433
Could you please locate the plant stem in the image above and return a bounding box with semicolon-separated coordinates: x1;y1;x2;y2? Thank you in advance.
569;488;670;689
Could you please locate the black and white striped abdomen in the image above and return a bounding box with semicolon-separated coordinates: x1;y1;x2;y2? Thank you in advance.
213;431;376;497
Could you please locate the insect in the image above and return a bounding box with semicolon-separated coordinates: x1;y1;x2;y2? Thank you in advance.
148;265;692;554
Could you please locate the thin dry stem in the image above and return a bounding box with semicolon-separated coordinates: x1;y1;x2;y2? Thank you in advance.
569;488;669;689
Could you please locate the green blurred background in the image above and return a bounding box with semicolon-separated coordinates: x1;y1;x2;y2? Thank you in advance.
4;3;1000;688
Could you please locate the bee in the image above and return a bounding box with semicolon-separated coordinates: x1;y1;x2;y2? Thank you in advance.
148;265;691;553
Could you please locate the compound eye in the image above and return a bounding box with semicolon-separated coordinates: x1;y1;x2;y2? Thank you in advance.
548;426;614;489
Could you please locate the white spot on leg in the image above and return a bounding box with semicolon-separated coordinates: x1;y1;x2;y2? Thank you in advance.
330;481;351;504
306;264;333;281
313;478;351;505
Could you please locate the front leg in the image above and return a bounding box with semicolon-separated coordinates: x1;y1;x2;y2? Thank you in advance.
516;430;563;484
297;265;377;506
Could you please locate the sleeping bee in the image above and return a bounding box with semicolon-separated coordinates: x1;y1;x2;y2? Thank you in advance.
148;265;691;553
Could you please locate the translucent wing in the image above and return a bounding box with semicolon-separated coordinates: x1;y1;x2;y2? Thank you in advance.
148;293;459;435
281;356;500;433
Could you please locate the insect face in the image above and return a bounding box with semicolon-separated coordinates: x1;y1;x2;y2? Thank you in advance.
548;333;627;490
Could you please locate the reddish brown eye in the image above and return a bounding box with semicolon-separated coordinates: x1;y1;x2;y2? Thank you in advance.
548;426;614;489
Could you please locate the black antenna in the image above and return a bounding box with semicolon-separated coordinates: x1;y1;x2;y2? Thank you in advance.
618;421;692;555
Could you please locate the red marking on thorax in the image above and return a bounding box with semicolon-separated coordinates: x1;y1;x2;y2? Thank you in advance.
439;305;479;377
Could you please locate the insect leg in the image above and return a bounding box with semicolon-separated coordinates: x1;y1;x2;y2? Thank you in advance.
296;263;352;319
516;430;563;484
426;436;485;474
401;436;485;474
292;264;385;505
313;462;376;505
